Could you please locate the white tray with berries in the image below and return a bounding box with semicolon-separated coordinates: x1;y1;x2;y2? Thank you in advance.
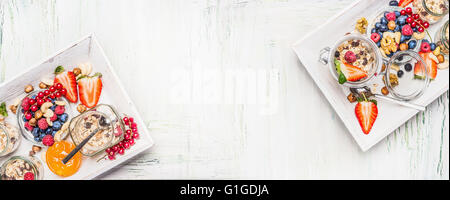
0;34;154;180
293;0;448;151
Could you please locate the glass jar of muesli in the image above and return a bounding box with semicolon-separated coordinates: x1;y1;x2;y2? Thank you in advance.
413;0;449;24
0;156;43;180
0;122;21;157
435;20;449;56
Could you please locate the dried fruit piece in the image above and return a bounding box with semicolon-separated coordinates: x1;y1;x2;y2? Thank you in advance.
77;104;87;113
381;87;389;95
25;85;34;93
347;93;357;103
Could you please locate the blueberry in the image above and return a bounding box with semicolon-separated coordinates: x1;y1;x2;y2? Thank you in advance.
50;105;56;111
389;0;399;6
375;22;382;29
430;43;437;51
39;134;45;140
380;17;388;25
397;16;406;25
52;130;57;136
394;11;401;17
387;52;394;57
34;137;41;142
46;128;53;135
377;32;384;38
32;128;39;137
397;56;404;61
388;30;394;33
371;28;377;33
404;63;413;72
422;39;429;44
404;35;411;40
31;95;37;99
59;113;68;123
400;35;407;43
53;121;62;131
23;116;27;122
377;41;381;47
408;40;417;49
394;26;401;32
397;70;404;78
412;27;418;32
380;24;388;32
21;109;25;113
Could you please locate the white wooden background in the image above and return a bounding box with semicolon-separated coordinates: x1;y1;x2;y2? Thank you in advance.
0;0;448;180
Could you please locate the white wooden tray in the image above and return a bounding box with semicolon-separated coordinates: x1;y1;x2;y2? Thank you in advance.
293;0;449;151
0;34;154;179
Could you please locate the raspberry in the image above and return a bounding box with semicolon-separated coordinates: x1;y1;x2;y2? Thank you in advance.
54;106;65;115
42;135;54;146
50;113;58;121
21;97;30;110
24;172;35;180
385;12;396;21
402;25;413;36
420;42;431;52
24;122;33;131
38;118;49;130
344;51;357;63
371;33;381;43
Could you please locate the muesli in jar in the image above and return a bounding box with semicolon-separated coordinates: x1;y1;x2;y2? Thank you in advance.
0;123;21;157
0;156;43;180
413;0;449;24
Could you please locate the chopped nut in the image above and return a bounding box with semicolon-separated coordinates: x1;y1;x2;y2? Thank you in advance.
381;64;386;72
32;145;42;152
29;150;35;156
46;117;53;127
29;118;37;127
40;102;53;113
44;109;54;118
34;110;43;120
24;85;34;93
77;104;87;113
9;105;17;114
347;93;357;103
39;82;48;89
381;87;389;95
437;60;448;69
79;63;92;76
41;78;54;86
73;67;82;76
55;101;66;106
390;64;400;71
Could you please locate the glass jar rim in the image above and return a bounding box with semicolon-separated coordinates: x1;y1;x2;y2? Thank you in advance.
0;156;39;180
0;124;11;156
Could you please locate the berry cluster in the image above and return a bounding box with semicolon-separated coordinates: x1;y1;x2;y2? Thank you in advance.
105;116;140;160
21;83;69;145
370;5;431;57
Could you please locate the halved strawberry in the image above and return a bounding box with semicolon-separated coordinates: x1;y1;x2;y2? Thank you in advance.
78;73;103;108
355;98;378;135
54;66;78;103
398;0;413;7
341;62;368;82
414;52;437;80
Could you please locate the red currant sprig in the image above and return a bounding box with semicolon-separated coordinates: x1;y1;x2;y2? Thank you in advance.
104;115;140;161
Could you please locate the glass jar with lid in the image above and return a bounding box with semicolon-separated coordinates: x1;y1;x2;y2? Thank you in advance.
0;122;21;157
435;20;449;56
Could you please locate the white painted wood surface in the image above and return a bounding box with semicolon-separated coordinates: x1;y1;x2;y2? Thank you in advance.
0;0;448;180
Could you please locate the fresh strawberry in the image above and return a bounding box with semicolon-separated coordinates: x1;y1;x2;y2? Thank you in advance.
414;52;437;80
341;62;368;82
54;66;78;103
398;0;413;7
355;97;378;135
78;73;103;108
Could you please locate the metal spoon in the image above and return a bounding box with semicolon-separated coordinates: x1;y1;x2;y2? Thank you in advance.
350;86;425;111
62;115;111;164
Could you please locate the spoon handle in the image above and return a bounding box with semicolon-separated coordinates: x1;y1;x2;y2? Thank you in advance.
374;94;426;111
62;128;100;164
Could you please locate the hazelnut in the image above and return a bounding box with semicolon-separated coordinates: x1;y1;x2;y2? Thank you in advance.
9;105;17;114
381;64;386;72
34;110;43;120
381;87;389;95
29;150;36;156
29;118;37;127
24;85;34;93
73;67;82;76
399;43;408;51
77;104;87;113
347;93;357;103
39;82;48;89
32;145;42;152
437;54;445;63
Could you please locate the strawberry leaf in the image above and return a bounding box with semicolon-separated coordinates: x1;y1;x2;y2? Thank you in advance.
54;66;65;74
0;102;8;117
370;99;378;106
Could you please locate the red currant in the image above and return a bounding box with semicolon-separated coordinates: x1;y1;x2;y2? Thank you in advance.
38;92;45;99
400;10;406;16
37;99;45;106
45;98;52;103
417;19;423;24
412;14;419;20
118;148;125;155
30;105;38;112
129;139;135;146
411;21;417;28
418;27;424;32
108;155;115;160
132;128;138;133
106;148;112;154
126;129;132;134
55;83;63;90
129;117;134;124
49;93;56;99
60;88;67;96
123;117;129;123
124;133;131;140
123;142;130;149
119;141;124;147
112;145;119;152
131;123;137;129
422;21;429;28
406;17;413;24
49;86;56;93
133;133;140;139
405;7;412;15
28;99;36;105
108;150;115;156
25;112;32;120
55;92;62;98
44;90;51;96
